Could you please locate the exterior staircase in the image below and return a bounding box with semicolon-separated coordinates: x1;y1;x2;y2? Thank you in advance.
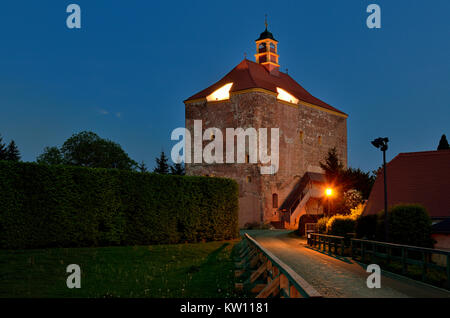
277;172;326;229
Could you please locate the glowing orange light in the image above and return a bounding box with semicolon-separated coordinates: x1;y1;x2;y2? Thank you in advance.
206;83;233;102
325;188;333;196
276;87;299;104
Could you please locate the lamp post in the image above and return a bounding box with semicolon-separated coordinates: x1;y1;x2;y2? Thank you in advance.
371;137;389;241
325;188;333;217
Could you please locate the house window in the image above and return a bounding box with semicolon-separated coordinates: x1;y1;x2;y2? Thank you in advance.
272;193;278;208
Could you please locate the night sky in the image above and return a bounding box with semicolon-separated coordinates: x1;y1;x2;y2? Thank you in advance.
1;0;449;172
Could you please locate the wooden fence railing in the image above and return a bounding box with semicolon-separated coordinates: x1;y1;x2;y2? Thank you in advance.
307;233;346;256
351;238;450;289
235;233;322;298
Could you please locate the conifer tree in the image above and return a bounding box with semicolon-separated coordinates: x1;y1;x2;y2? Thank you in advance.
154;151;169;174
138;161;148;173
6;140;20;161
437;134;450;150
0;134;7;160
170;162;185;175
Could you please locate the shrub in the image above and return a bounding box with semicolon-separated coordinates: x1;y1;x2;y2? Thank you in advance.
316;217;329;234
326;215;356;237
376;204;434;248
0;161;239;249
355;214;377;239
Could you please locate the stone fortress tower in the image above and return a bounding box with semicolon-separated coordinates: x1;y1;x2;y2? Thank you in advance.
184;22;348;229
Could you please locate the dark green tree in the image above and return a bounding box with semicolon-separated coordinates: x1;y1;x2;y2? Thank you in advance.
5;140;20;161
170;162;185;175
138;161;148;173
60;131;136;170
343;167;375;199
319;147;345;187
437;134;450;150
154;151;169;174
36;146;64;165
0;134;7;160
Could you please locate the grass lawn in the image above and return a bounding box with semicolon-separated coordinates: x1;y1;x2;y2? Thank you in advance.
0;240;243;298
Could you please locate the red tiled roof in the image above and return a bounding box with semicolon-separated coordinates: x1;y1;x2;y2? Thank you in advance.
184;59;347;116
363;150;450;218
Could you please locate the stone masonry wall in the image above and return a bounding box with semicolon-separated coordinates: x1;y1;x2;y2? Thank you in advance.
185;91;347;228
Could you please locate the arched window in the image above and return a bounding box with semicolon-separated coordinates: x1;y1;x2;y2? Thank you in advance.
269;42;276;52
258;42;267;53
272;193;278;208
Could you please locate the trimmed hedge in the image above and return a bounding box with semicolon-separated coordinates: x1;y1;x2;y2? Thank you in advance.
376;204;434;248
0;161;239;249
326;215;356;237
356;204;434;248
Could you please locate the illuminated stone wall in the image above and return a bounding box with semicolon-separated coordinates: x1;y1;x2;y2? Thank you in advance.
185;91;347;228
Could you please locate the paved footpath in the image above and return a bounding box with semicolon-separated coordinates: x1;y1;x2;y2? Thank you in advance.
244;230;450;298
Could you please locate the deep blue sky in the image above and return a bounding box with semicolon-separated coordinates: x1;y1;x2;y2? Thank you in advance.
0;0;449;172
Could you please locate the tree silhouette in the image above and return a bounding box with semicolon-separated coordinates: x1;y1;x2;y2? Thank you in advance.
437;134;450;150
170;162;185;175
0;134;7;160
138;161;148;173
319;147;344;186
37;146;64;165
154;151;169;174
6;140;20;161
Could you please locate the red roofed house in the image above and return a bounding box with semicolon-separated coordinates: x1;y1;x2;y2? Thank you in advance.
184;24;348;228
363;150;450;249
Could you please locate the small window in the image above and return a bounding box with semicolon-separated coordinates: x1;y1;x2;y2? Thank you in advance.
299;131;304;143
245;154;250;163
258;43;267;53
246;176;252;183
318;136;322;145
272;193;278;208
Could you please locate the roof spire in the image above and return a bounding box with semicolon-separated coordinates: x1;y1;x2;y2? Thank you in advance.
265;14;268;30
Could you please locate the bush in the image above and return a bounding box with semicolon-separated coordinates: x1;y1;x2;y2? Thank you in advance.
326;215;356;237
316;217;329;234
376;204;434;248
355;214;377;240
0;161;239;249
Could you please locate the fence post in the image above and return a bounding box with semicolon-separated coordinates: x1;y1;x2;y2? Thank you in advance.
361;241;365;262
387;246;391;265
402;247;407;275
350;239;353;258
446;254;450;289
422;251;427;282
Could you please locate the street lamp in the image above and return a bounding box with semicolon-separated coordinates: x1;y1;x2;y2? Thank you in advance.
371;137;389;241
325;187;333;217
